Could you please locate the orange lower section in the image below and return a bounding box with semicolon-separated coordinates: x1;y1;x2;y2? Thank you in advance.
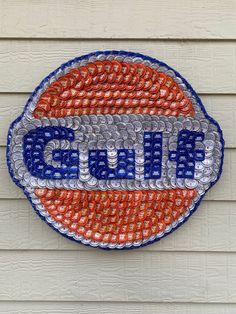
35;188;196;244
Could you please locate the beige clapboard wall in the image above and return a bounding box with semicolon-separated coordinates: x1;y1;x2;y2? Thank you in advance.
1;0;236;313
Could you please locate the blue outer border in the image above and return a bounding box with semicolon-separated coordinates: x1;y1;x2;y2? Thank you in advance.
6;50;225;250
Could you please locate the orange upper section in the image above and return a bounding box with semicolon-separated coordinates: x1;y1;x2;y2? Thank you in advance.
35;188;196;244
33;60;195;118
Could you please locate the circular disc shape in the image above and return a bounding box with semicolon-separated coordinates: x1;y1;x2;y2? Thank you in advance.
7;51;224;250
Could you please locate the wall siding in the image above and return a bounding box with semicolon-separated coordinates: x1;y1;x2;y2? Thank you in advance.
0;40;236;94
0;251;235;302
1;0;236;39
0;0;234;313
1;302;236;314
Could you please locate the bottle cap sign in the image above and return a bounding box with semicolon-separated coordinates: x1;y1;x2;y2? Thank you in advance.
7;51;224;249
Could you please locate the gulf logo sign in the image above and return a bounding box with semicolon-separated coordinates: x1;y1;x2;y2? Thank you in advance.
7;51;224;249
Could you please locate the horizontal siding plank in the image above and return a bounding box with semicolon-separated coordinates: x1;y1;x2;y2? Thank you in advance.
0;147;231;200
0;250;235;302
0;40;236;93
0;199;235;252
0;301;236;314
1;0;236;39
0;94;234;147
